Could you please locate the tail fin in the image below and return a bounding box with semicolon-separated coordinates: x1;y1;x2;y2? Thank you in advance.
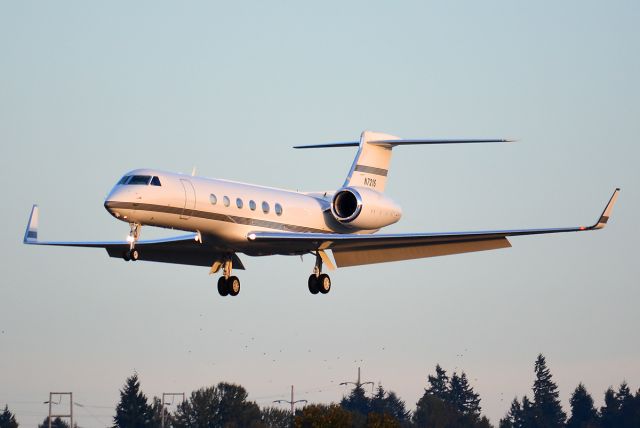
344;131;398;192
294;130;512;193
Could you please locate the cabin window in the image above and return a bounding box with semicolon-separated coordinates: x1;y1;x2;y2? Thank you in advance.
223;196;230;207
262;201;270;214
249;200;256;211
128;175;152;185
275;203;283;216
150;176;161;186
118;176;130;185
209;194;217;205
236;198;243;209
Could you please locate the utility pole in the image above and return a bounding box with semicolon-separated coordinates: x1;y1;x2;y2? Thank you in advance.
161;392;185;428
44;392;73;428
273;385;307;419
340;367;374;392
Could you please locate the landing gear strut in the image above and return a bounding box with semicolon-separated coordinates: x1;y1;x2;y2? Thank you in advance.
308;252;331;295
217;257;241;297
122;223;141;261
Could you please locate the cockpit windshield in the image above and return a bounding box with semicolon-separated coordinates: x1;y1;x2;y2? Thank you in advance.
117;175;162;186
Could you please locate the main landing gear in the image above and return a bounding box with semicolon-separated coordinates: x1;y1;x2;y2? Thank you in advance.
308;252;331;295
217;258;240;297
122;223;141;262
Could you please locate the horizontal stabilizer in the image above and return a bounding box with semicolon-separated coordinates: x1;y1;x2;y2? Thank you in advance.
294;138;513;149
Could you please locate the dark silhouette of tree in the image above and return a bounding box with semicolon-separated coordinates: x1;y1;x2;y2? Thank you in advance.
566;383;598;428
113;373;154;428
259;406;291;428
412;393;458;428
294;404;352;427
0;406;18;428
615;382;640;428
600;386;619;428
427;365;450;401
499;398;523;428
531;354;565;427
414;365;490;428
173;382;261;428
38;417;70;428
369;385;410;424
365;411;401;427
449;372;481;418
340;383;371;426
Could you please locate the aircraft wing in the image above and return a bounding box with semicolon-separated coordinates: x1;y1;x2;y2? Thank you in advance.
248;188;620;268
23;205;244;269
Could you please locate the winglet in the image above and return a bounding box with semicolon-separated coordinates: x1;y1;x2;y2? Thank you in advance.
24;205;39;244
591;188;620;230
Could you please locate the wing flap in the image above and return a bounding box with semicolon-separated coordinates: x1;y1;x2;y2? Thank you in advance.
332;238;511;267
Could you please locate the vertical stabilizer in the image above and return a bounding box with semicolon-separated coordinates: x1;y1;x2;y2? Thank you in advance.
343;131;399;193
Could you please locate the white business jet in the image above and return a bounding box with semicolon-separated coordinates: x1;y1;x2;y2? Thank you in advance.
24;131;619;297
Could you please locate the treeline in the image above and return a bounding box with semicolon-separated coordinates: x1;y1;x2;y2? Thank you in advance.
1;354;639;427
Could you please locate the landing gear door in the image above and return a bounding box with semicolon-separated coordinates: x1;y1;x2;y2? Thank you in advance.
180;179;196;219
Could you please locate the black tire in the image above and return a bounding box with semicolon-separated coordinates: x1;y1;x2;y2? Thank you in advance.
308;275;320;294
122;250;131;262
318;273;331;294
228;276;241;296
217;276;229;296
130;249;140;261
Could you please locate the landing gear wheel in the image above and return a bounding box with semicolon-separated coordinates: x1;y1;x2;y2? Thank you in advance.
217;276;229;296
122;250;131;262
129;249;139;261
308;275;320;294
318;273;331;294
228;276;241;296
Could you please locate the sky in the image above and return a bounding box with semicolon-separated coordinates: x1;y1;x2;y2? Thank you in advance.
1;1;639;426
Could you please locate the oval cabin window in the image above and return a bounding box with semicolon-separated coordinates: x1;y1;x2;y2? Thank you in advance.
223;196;230;207
275;203;283;216
236;198;243;209
262;201;270;214
209;194;217;205
249;200;256;211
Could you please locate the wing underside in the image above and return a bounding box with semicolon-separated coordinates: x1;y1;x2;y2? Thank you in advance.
23;206;245;269
248;188;620;267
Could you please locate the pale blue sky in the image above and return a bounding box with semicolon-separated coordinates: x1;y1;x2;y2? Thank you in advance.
1;1;639;426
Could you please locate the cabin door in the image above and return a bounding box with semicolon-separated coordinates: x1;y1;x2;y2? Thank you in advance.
179;179;196;220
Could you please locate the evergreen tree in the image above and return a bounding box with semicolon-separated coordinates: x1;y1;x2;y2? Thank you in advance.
566;383;597;428
369;385;410;424
412;393;458;428
0;406;18;428
449;372;481;418
616;382;640;428
340;383;371;419
599;387;619;428
499;398;523;428
427;365;450;402
531;354;565;427
113;373;153;428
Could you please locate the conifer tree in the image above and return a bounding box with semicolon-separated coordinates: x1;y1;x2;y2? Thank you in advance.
427;365;450;401
449;372;481;418
566;383;597;428
0;406;18;428
600;387;619;428
113;373;153;428
532;354;566;427
499;398;523;428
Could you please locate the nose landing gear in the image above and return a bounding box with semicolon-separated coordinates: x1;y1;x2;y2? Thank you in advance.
122;223;141;262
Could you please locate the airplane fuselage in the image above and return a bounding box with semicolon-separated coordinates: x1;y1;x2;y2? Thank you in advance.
104;169;401;255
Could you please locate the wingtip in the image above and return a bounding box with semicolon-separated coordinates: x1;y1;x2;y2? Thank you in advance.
593;188;620;230
24;204;39;244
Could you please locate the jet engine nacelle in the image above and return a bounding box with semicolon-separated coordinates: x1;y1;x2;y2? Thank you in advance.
330;186;402;230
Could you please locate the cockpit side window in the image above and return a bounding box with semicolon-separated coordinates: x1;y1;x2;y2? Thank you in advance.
128;175;152;185
118;176;130;185
150;176;161;186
